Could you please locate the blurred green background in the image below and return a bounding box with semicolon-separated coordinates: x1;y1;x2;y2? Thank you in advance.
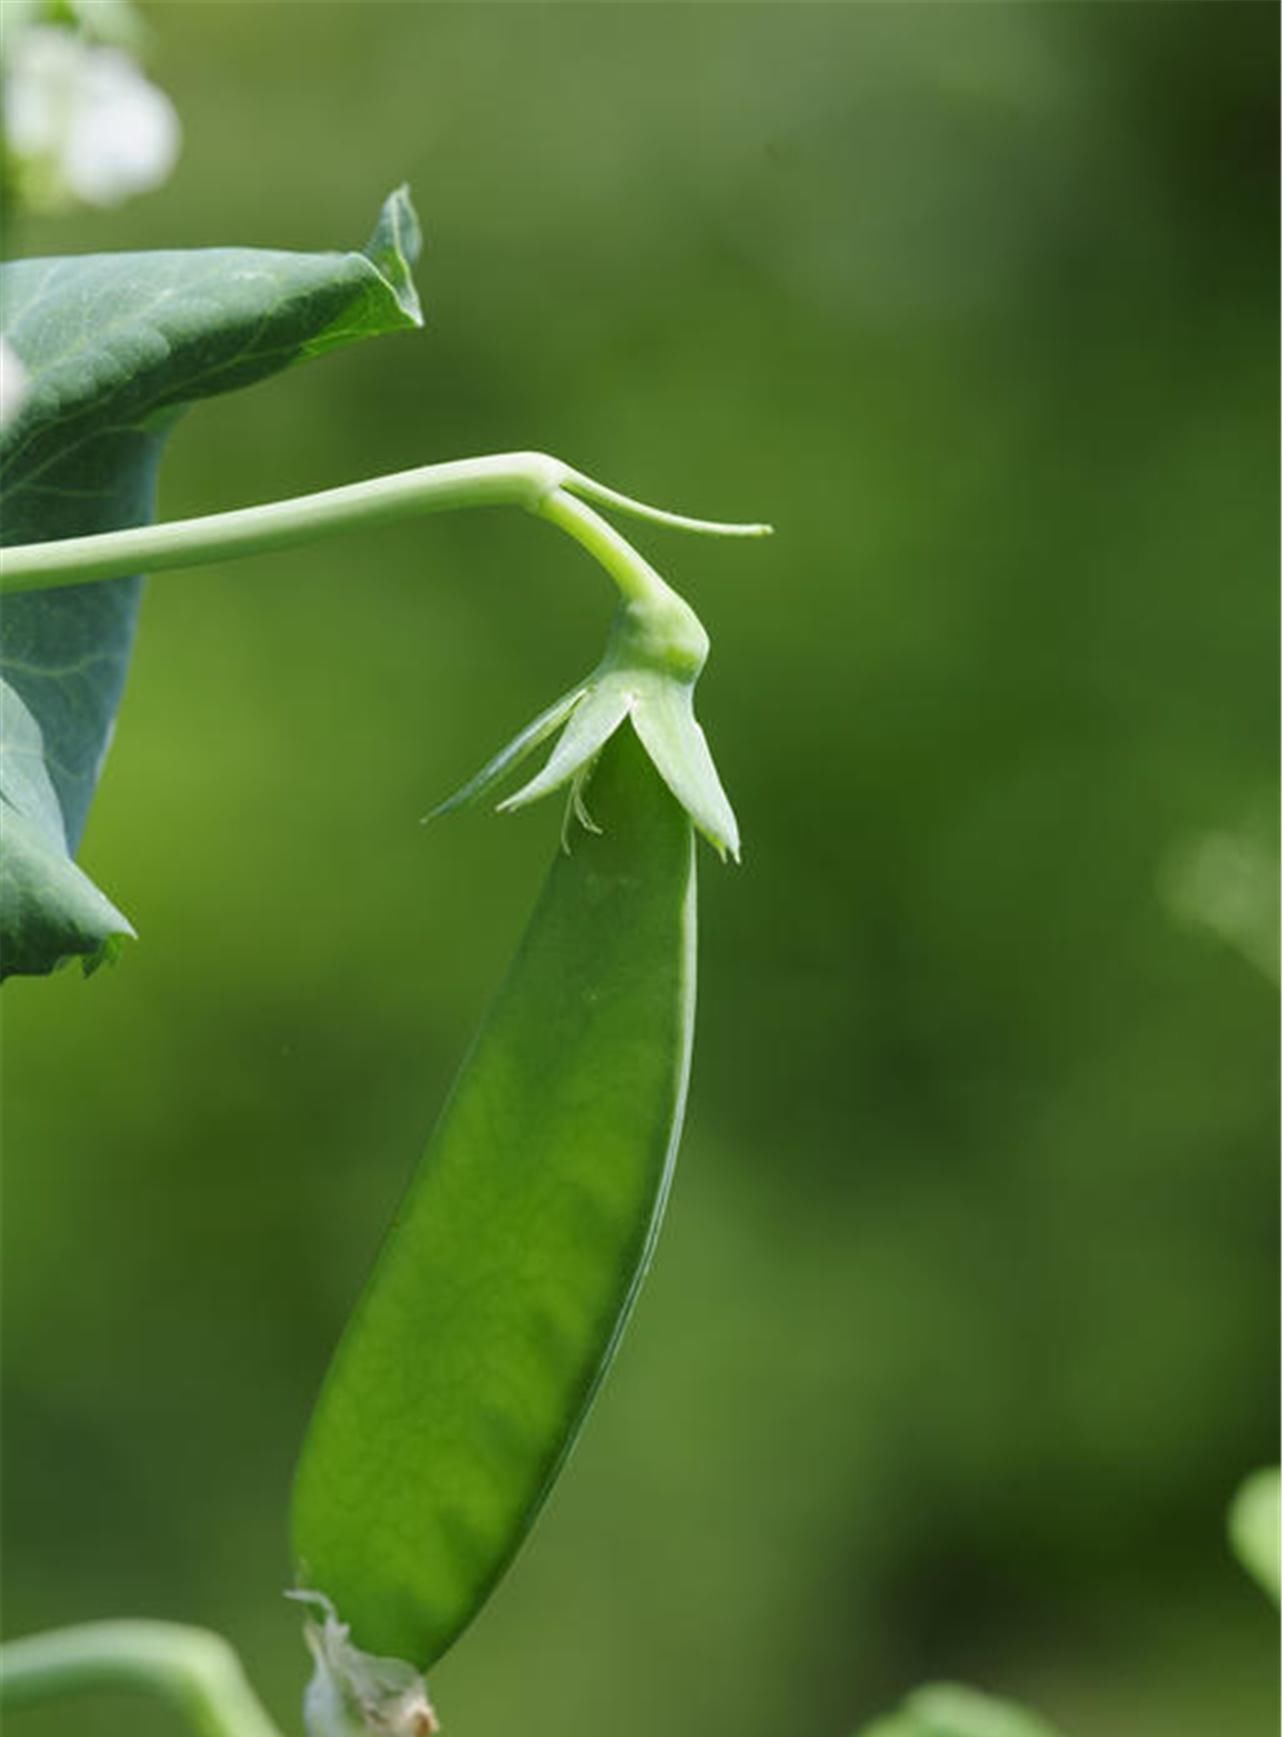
2;5;1277;1735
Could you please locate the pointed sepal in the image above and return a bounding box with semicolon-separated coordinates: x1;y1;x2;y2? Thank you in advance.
424;682;588;821
429;582;740;858
629;672;739;861
498;672;634;815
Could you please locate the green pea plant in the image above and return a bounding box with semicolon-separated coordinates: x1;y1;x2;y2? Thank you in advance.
3;179;1276;1737
0;187;771;1736
3;10;1276;1715
857;1467;1281;1737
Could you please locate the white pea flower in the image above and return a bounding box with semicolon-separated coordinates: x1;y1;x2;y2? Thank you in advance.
3;24;180;210
289;1592;439;1737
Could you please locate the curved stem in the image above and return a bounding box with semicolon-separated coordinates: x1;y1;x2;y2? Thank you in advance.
534;485;679;611
0;1621;287;1737
0;451;768;597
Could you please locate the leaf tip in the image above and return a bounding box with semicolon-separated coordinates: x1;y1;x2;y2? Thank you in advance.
364;186;424;328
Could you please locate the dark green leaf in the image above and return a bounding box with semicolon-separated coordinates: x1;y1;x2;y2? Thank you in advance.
0;187;422;980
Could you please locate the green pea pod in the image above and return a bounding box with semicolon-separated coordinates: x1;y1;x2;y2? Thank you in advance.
290;726;696;1706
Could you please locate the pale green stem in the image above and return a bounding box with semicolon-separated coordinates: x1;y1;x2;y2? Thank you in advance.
562;466;772;541
0;451;769;597
534;484;681;612
0;1621;287;1737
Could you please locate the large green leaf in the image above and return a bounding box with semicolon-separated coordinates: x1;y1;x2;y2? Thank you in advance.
0;187;422;980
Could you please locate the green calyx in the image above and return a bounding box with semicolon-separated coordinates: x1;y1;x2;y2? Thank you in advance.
429;579;739;862
426;467;755;860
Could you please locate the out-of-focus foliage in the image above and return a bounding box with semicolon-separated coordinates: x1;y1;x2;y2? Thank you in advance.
857;1681;1067;1737
1;6;1276;1737
1162;809;1279;984
1229;1468;1280;1606
0;0;179;213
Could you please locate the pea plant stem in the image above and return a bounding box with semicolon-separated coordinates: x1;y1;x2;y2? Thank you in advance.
0;451;770;600
0;1621;287;1737
535;483;676;612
